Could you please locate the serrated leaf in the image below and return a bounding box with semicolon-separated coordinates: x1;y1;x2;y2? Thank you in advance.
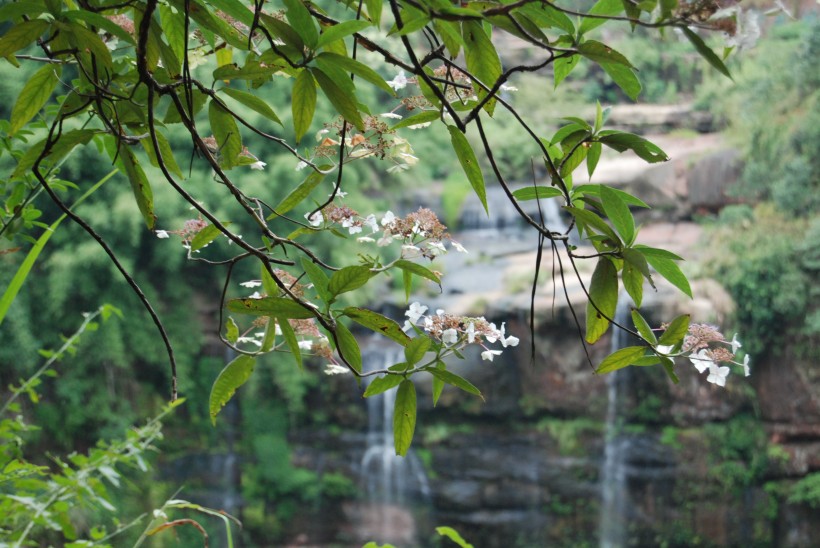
0;19;49;58
190;223;229;251
311;67;364;130
315;52;394;95
585;258;618;344
278;316;303;369
209;100;242;169
10;64;60;135
209;355;255;424
462;20;501;115
220;87;282;125
328;265;372;298
227;297;316;319
600;186;635;245
448;125;487;215
363;374;403;397
428;368;483;399
404;336;431;366
513;186;564;201
644;255;692;298
596;346;647;374
393;380;416;456
301;257;332;304
269;170;325;218
119;147;155;229
12;129;96;180
225;317;239;344
292;70;316;143
631;309;657;345
658;314;690;346
682;26;732;80
334;320;361;373
344;307;411;346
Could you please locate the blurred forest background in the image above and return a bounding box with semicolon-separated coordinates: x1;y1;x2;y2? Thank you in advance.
1;3;818;547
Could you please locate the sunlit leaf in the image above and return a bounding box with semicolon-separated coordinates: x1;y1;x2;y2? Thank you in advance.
209;355;255;424
328;265;372;298
600;186;635;244
585;258;618;344
404;336;431;366
344;307;411;346
658;314;690;346
10;63;60;135
596;346;647;374
428;368;483;399
292;70;317;143
363;374;403;397
631;309;657;345
448;125;487;215
335;320;361;373
393;380;416;456
220;87;282;125
227;297;316;319
119;147;156;230
269;170;326;218
278;316;303;369
682;26;732;80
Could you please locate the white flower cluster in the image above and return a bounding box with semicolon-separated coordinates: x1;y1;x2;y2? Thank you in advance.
403;302;519;362
656;327;750;388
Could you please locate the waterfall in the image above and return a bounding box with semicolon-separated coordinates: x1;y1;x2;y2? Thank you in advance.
354;344;431;544
599;299;632;548
458;185;568;234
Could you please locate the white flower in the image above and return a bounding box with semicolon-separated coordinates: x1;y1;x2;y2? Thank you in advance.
435;309;445;316
405;302;428;322
401;244;422;259
237;336;262;347
357;236;375;243
295;160;308;170
481;349;503;361
305;211;323;227
451;240;468;253
348;224;362;235
387;71;408;91
428;241;447;256
742;354;751;377
689;349;713;374
324;363;350;375
248;291;263;299
250;160;267;170
155;230;170;239
297;340;313;350
381;211;396;226
466;322;476;344
387;163;410;174
377;230;394;247
706;362;730;387
397;152;419;165
441;328;458;346
730;333;742;354
240;280;262;288
407;122;432;129
484;323;500;344
330;190;348;198
380;112;403;119
656;344;675;355
499;84;518;92
499;323;519;348
363;214;379;233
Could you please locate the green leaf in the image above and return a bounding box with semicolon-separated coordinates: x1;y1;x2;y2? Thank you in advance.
579;0;625;34
682;26;732;80
632;245;683;261
0;19;49;59
225;317;239;344
598;131;668;163
393;380;416;456
462;20;502;115
261;317;277;352
519;4;575;35
315;52;394;95
278;316;303;369
12;129;96;180
10;63;60;135
436;526;474;548
209;100;242;169
434;19;464;58
269;170;326;218
622;261;643;308
365;0;383;27
661;356;679;384
190;223;229;251
301;257;332;305
448;125;487;215
553;51;580;88
573;185;650;208
391;109;441;130
317;20;370;49
0;1;46;22
311;67;365;131
596;346;647;374
404;336;431;366
227;297;316;319
428;368;483;399
343;307;411;346
328;265;372;298
587;142;602;179
141;131;184;179
292;70;317;143
578;40;634;68
63;21;113;72
631;309;657;345
363;374;403;397
334;320;361;373
513;186;564;201
220;87;282;125
600;186;635;245
564;206;620;244
402;269;413;302
119;147;156;230
601;62;642;101
585;258;618;344
209;355;255;424
644;255;692;298
283;0;319;48
394;260;441;286
658;314;690;346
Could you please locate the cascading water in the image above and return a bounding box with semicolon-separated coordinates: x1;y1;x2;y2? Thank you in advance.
355;344;431;545
599;299;632;548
